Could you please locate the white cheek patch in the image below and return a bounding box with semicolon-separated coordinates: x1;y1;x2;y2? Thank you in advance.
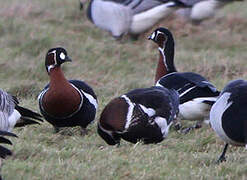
60;52;65;60
151;32;156;39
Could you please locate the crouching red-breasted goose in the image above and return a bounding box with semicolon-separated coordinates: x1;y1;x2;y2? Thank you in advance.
82;0;190;39
38;47;98;133
148;27;220;133
98;86;179;145
0;130;17;159
210;79;247;163
0;89;42;132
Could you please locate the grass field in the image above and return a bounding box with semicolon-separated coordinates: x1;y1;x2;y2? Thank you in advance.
1;0;247;179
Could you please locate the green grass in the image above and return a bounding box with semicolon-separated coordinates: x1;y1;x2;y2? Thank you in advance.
1;0;247;179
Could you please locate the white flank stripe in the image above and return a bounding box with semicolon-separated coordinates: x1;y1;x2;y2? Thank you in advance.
154;117;170;138
139;105;155;117
179;86;196;98
80;90;98;110
121;95;135;129
210;92;243;145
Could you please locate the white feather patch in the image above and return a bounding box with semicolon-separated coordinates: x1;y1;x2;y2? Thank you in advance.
179;97;217;120
80;90;98;110
210;92;244;146
130;4;175;34
7;109;21;132
154;117;171;138
139;104;155;117
121;95;135;129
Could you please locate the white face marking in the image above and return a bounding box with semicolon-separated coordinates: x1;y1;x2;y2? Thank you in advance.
60;52;65;60
151;32;155;40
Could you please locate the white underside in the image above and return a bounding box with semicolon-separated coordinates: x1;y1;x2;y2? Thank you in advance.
7;109;21;132
190;0;223;21
179;97;217;121
210;92;244;146
92;0;132;37
130;3;176;34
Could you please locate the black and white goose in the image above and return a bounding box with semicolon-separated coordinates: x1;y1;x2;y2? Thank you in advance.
98;86;179;145
148;27;220;132
82;0;190;39
0;89;42;132
210;79;247;163
176;0;243;24
38;47;98;133
0;130;17;159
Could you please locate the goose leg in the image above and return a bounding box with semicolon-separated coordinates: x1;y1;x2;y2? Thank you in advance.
216;143;228;164
53;126;60;133
80;127;88;136
181;121;202;134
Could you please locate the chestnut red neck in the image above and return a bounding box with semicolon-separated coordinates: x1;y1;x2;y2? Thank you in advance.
154;46;177;84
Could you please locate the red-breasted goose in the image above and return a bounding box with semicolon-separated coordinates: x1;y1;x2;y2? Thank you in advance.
0;89;42;132
0;130;17;159
98;86;179;145
210;79;247;163
148;27;220;132
82;0;190;39
38;47;98;133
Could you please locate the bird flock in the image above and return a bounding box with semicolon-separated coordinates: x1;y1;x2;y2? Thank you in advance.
0;0;246;178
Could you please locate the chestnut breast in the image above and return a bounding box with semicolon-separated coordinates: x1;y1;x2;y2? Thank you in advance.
42;68;81;118
99;97;128;131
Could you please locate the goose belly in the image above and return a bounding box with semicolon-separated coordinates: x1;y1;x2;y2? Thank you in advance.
190;0;223;21
179;98;213;121
130;4;175;34
91;0;132;37
210;93;244;146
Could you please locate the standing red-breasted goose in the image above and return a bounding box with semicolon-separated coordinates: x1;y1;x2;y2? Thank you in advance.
38;47;98;133
148;27;220;133
98;86;179;145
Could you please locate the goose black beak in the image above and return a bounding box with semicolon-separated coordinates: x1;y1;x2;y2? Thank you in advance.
65;56;72;62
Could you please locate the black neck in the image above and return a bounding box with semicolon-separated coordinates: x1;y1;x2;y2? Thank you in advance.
160;37;177;73
87;0;94;22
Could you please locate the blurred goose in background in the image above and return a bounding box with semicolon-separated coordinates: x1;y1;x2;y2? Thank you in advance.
175;0;243;24
38;47;98;134
0;130;17;159
0;89;42;132
81;0;190;39
98;86;179;145
148;27;220;133
210;79;247;163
